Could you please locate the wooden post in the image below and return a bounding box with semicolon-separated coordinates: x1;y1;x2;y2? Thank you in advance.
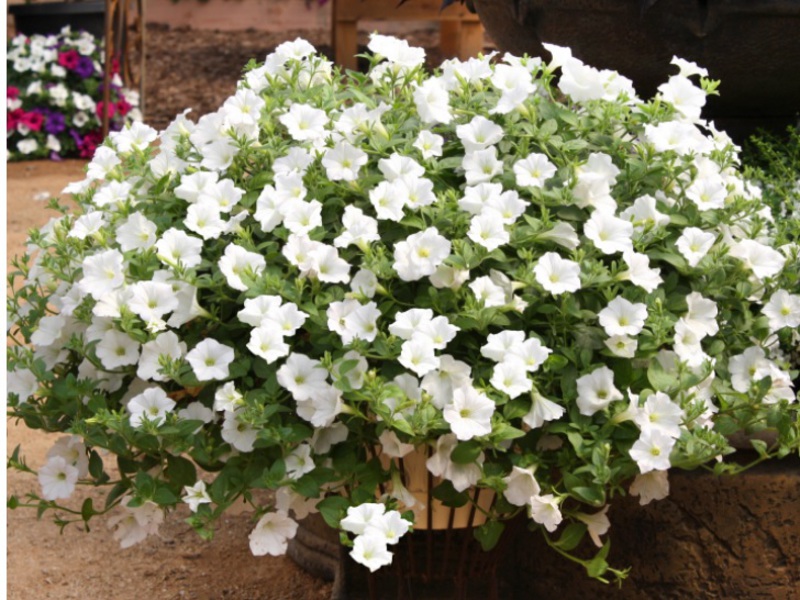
332;0;484;68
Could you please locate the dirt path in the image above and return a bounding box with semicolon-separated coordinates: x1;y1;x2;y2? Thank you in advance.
6;161;331;600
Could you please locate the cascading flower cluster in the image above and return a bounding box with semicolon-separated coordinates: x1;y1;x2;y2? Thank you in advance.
6;26;140;161
7;35;799;579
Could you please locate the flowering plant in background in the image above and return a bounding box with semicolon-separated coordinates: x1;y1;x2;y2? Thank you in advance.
6;26;141;161
7;36;800;581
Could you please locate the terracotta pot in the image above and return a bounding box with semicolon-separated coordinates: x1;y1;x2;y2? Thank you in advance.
472;0;800;136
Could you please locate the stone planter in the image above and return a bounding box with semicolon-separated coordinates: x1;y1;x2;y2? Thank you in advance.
503;453;800;598
471;0;800;137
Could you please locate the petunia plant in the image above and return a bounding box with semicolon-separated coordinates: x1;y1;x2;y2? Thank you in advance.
7;35;799;581
6;26;140;161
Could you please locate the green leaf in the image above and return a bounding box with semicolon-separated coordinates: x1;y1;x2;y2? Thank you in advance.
450;441;482;464
152;486;178;506
316;496;350;528
491;423;526;442
88;450;105;480
431;481;469;508
553;522;587;551
586;540;612;579
474;520;505;551
7;495;19;510
81;498;94;522
165;455;198;490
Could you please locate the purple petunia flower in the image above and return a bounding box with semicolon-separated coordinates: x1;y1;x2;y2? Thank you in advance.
69;128;83;146
74;56;95;78
45;112;66;135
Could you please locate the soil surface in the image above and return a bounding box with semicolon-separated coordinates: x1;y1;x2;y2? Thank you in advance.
5;24;456;600
143;24;446;131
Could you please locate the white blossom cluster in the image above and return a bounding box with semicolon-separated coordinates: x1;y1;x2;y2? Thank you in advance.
8;35;799;573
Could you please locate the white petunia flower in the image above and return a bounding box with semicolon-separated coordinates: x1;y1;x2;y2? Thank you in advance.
322;141;368;181
575;506;611;548
378;153;425;183
456;115;504;153
672;318;710;368
365;510;411;546
597;297;648;337
279;103;328;142
247;326;290;364
728;239;785;280
536;222;580;250
443;385;495;440
684;292;719;337
514;153;557;188
413;77;452;124
218;244;266;291
533;252;582;296
369;180;407;222
728;346;769;393
334;206;380;249
619;194;669;231
503;466;541;507
491;358;532;398
468;276;507;307
426;433;483;492
604;335;638;358
528;494;562;532
634;392;684;439
128;387;176;428
277;353;329;401
393;228;451;282
629;428;676;474
522;390;565;429
116;213;158;251
249;511;298;556
576;366;624;416
420;355;472;409
182;481;212;512
108;496;164;549
137;331;186;382
620;251;663;293
584;211;634;255
341;502;387;535
95;330;140;369
462;147;503;185
295;384;343;428
128;281;180;322
185;339;235;381
38;456;80;501
629;470;670;505
285;443;315;479
350;534;394;572
685;176;727;211
762;289;800;331
676;227;716;268
79;249;126;299
156;228;204;269
468;211;509;251
399;335;440;377
413;130;444;159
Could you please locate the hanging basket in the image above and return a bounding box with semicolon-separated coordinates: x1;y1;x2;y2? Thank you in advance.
289;447;512;600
